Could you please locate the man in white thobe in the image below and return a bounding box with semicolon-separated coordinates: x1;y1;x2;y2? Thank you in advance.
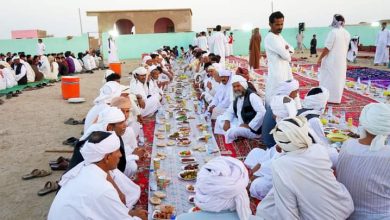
36;39;46;55
208;69;233;120
130;67;161;117
200;65;220;104
256;116;354;220
210;25;228;65
317;14;350;104
264;11;294;104
0;64;17;88
49;131;147;220
296;31;304;53
20;55;35;83
245;95;297;200
215;75;266;144
108;36;119;64
374;22;390;66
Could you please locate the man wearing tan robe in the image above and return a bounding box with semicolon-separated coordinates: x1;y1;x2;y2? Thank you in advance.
249;28;262;70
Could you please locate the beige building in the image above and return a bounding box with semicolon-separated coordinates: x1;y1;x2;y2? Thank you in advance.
87;8;192;35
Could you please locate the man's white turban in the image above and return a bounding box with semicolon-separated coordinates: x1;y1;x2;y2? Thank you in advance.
231;75;248;90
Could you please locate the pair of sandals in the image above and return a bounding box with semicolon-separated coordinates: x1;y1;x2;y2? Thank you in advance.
62;137;78;146
22;169;58;196
49;156;69;171
64;118;84;125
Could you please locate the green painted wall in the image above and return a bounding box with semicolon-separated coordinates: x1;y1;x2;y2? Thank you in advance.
0;34;89;55
102;32;195;60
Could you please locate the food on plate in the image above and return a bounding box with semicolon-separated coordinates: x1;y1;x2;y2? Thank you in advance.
156;142;166;147
186;184;195;193
179;150;192;157
179;170;197;180
176;115;188;121
188;116;196;120
183;163;199;170
169;132;180;140
154;191;166;199
156;152;167;160
150;196;162;205
181;157;196;164
192;145;206;152
153;205;175;220
157;134;165;139
189;206;202;212
178;139;191;146
327;133;349;143
167;140;176;146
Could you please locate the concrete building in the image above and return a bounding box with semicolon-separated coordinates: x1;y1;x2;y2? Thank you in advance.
87;8;192;35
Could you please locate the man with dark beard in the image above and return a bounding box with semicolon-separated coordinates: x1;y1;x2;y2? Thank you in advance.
214;75;266;144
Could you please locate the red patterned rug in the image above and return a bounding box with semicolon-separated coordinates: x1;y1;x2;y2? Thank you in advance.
133;116;155;210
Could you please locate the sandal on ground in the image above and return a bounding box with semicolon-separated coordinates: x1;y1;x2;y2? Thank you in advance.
49;156;69;166
22;169;52;180
37;181;59;196
50;160;69;171
62;137;78;146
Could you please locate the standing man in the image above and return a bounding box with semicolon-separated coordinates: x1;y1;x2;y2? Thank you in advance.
108;35;119;64
347;36;359;63
197;32;208;51
228;32;234;56
317;14;350;104
211;25;228;65
249;28;262;70
296;30;304;53
264;11;294;104
310;34;318;57
37;39;46;56
374;22;390;66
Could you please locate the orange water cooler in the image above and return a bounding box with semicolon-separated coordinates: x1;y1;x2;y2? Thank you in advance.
61;76;80;99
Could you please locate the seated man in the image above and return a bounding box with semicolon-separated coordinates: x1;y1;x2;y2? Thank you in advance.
215;75;266;143
84;73;122;133
130;67;161;117
257;116;354;220
20;54;36;82
11;56;27;85
337;103;390;219
200;65;219;104
208;69;233;120
235;67;257;93
177;157;260;220
31;55;44;81
0;64;17;88
147;66;163;98
49;131;147;220
111;97;146;177
245;95;297;200
65;51;75;74
262;79;301;148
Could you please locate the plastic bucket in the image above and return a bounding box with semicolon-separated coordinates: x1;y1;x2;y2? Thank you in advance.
61;76;80;99
109;62;122;75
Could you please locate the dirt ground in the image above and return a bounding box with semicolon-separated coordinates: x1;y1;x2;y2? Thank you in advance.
0;60;139;220
0;50;388;220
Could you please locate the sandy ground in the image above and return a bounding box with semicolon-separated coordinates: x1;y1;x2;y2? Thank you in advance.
0;50;388;220
0;60;139;220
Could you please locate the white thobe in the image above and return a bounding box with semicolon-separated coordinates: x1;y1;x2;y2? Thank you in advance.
209;82;232;119
347;41;359;62
202;76;218;104
0;70;6;90
211;32;228;63
257;144;354;220
264;33;294;104
374;29;390;64
215;93;266;143
20;60;35;82
245;147;282;200
122;127;139;177
38;56;50;76
82;55;93;71
197;36;208;51
71;57;82;72
89;55;97;69
2;68;17;88
108;38;119;63
130;80;161;117
318;27;350;103
147;79;162;98
45;62;59;80
37;43;46;55
48;164;140;220
84;104;110;133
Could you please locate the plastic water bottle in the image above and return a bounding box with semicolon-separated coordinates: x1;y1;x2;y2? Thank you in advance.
138;125;145;146
357;77;361;86
149;169;157;191
340;109;346;129
327;106;333;121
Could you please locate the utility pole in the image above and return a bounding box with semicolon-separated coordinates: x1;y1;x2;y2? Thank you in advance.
78;8;83;35
271;1;274;13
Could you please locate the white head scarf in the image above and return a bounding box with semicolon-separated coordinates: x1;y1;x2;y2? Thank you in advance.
133;67;148;76
80;106;125;141
142;56;152;64
12;56;20;61
231;75;248;90
331;14;345;28
271;116;313;152
219;69;232;77
302;87;329;114
59;131;120;186
195;156;251;220
94;81;122;105
270;95;298;122
274;79;299;96
102;69;115;84
359;103;390;151
212;63;223;73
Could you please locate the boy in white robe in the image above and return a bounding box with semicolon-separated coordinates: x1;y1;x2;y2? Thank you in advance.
317;14;350;104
